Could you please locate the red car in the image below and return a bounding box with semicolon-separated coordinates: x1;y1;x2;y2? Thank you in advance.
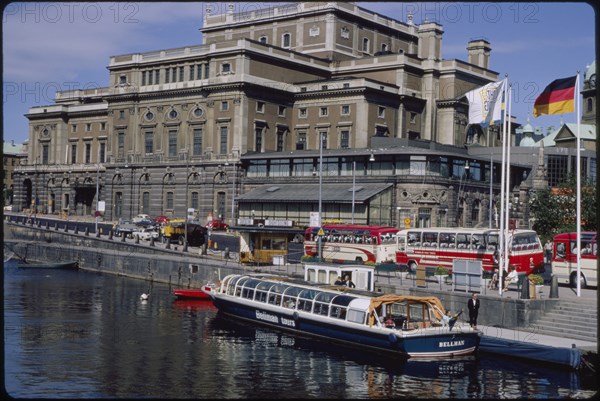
206;219;229;231
153;215;170;224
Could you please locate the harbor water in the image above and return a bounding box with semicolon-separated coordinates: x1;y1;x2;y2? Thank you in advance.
3;259;597;398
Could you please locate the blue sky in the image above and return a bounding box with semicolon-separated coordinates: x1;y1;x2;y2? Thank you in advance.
2;2;595;144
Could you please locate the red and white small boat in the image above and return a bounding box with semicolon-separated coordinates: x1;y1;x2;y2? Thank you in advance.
173;284;214;300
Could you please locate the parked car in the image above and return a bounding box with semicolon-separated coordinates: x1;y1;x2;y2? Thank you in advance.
114;221;140;238
206;219;229;231
132;227;160;241
153;215;170;224
132;214;151;223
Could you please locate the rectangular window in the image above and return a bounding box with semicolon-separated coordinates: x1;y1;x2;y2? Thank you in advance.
71;124;77;133
141;71;146;86
165;68;170;83
222;63;231;73
101;122;106;130
299;108;307;118
221;101;229;111
145;131;153;154
197;64;202;80
256;101;265;113
341;105;350;115
189;65;195;80
296;132;306;150
155;69;160;84
148;70;153;85
142;192;150;215
220;126;228;155
278;105;286;116
255;126;263;152
42;145;49;164
378;106;385;118
117;132;125;159
410;112;417;124
193;128;202;156
204;63;209;78
85;143;91;163
85;123;91;132
179;66;184;81
168;130;178;157
320;107;328;117
99;143;106;163
172;67;177;82
277;129;285;152
119;110;125;119
191;192;199;209
340;130;350;148
71;144;77;164
166;192;174;209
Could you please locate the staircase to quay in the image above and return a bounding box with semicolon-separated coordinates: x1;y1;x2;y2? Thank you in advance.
529;299;597;343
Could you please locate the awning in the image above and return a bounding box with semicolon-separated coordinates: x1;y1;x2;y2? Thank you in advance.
236;183;392;204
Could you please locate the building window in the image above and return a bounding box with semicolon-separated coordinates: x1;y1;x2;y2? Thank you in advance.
256;101;265;113
221;101;229;111
340;130;350;148
259;36;267;44
193;107;203;118
320;107;328;117
375;126;388;137
362;38;369;52
321;85;328;90
101;122;106;130
587;98;593;112
341;105;350;115
191;192;199;210
222;63;231;74
204;64;209;78
168;130;178;157
117;132;125;158
119;75;127;85
296;131;307;150
148;70;153;85
319;131;328;150
197;64;203;80
164;68;170;83
381;43;388;52
471;200;481;225
141;71;146;86
220;126;228;155
299;108;307;118
277;128;285;152
85;123;91;132
410;112;417;124
254;125;263;152
169;109;178;119
145;131;153;154
171;67;177;82
179;66;184;81
278;105;286;117
99;143;106;163
189;65;195;81
193;128;202;156
71;144;77;164
418;207;431;228
166;191;174;210
343;82;350;88
142;192;150;215
144;111;154;121
155;69;160;84
85;143;91;163
282;33;291;48
71;124;77;133
378;106;385;118
42;145;49;164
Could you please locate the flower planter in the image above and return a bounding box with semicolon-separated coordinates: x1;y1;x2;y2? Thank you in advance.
435;275;448;284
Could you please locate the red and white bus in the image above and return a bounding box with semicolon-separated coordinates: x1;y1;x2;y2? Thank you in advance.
552;232;597;289
395;228;544;274
303;224;399;264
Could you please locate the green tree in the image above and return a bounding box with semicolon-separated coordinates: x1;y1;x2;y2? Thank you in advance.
529;174;597;242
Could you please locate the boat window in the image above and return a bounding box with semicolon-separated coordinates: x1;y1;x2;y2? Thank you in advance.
234;277;250;297
297;289;318;312
267;284;288;306
346;309;366;324
241;279;259;300
282;287;302;309
331;295;355;306
255;289;268;303
313;292;336;316
226;275;243;295
257;281;275;291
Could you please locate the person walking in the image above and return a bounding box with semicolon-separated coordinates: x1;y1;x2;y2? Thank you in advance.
544;240;553;264
467;293;480;329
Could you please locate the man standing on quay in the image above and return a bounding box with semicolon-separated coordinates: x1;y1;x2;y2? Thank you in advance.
467;293;480;330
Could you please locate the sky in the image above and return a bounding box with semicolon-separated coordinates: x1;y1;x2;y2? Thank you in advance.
2;2;596;145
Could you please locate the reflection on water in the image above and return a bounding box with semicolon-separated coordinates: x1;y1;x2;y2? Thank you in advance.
3;259;596;398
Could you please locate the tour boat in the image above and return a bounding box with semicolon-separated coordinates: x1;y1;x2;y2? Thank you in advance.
205;274;480;358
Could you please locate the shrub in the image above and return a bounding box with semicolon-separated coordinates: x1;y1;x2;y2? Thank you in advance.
434;265;449;275
364;261;376;267
300;255;314;263
528;274;544;285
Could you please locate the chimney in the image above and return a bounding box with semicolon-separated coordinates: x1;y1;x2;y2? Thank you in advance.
467;39;492;69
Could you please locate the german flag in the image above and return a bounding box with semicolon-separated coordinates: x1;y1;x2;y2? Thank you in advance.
533;76;576;117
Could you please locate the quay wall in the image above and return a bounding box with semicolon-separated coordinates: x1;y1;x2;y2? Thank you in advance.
5;221;552;329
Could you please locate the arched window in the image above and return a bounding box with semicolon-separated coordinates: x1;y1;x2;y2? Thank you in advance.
362;38;370;52
259;36;267;44
587;98;593;113
282;33;291;48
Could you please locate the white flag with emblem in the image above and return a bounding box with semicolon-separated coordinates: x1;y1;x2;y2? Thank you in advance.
465;78;507;127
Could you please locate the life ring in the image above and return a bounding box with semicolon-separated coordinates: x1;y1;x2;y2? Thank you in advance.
293;311;299;321
388;332;397;343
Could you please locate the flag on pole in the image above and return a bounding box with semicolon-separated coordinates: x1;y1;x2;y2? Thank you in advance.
533;76;576;117
465;79;507;127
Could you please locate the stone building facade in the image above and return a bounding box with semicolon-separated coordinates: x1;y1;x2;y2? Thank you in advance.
13;2;595;231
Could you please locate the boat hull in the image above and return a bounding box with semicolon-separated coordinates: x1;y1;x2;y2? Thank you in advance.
210;294;479;358
173;286;212;300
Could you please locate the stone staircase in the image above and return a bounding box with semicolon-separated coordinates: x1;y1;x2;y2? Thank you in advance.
530;299;598;343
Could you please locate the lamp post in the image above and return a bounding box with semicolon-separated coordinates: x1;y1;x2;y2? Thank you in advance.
317;132;323;262
95;163;99;233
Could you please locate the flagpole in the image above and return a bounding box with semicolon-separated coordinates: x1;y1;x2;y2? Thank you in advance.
575;71;581;297
498;76;508;295
504;84;513;275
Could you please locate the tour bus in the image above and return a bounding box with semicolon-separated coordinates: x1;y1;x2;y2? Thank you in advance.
303;224;399;264
396;227;545;274
552;232;597;288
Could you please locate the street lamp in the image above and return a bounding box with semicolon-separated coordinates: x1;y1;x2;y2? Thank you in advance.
225;161;237;227
95;163;99;233
318;132;323;262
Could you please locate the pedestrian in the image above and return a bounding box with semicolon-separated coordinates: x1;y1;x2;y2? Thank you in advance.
544;240;553;264
334;276;344;285
467;293;480;329
343;274;356;288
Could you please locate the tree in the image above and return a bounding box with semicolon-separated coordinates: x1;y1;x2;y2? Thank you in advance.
529;174;597;242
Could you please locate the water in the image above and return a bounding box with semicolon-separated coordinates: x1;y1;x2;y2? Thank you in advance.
3;259;596;398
